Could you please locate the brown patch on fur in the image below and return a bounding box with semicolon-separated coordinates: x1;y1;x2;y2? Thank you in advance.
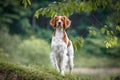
62;31;67;44
67;40;71;47
62;31;71;48
50;15;58;29
62;16;71;29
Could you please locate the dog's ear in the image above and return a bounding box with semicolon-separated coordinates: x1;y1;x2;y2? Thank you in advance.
63;16;71;29
50;15;57;28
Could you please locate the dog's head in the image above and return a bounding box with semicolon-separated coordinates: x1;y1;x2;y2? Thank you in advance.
50;15;71;29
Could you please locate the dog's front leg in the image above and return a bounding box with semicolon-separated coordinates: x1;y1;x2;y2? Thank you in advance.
68;56;74;74
50;52;60;72
60;51;68;75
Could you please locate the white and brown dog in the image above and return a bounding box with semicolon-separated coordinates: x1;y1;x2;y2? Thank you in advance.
50;15;74;75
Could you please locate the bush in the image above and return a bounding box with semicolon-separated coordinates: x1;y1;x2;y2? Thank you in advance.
12;36;51;66
33;26;53;42
0;27;21;58
0;48;9;62
0;28;51;66
74;28;120;67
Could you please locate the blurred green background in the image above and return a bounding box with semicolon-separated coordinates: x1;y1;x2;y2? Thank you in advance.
0;0;120;69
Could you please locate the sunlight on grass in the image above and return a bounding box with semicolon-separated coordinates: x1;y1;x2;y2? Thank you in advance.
0;62;82;80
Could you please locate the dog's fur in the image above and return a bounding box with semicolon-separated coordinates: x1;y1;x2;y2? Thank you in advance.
50;15;74;75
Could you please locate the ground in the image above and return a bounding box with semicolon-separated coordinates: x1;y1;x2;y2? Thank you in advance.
73;68;120;80
0;62;120;80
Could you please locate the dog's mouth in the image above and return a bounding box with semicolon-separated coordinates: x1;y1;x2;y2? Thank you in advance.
56;22;63;28
57;26;63;30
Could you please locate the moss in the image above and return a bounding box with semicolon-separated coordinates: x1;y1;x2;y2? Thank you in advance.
0;62;82;80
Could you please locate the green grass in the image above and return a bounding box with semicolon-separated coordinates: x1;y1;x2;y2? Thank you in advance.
74;55;120;68
0;62;120;80
0;62;82;80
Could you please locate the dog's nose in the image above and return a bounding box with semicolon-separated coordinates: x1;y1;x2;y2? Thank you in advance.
58;22;61;25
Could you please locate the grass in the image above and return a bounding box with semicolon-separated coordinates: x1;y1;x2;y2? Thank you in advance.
0;62;120;80
0;61;81;80
74;55;120;68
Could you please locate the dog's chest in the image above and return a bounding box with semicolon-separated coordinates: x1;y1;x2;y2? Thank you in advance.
51;29;68;53
51;36;67;53
52;36;67;46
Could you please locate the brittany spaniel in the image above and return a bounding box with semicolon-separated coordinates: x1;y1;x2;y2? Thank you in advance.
50;15;74;75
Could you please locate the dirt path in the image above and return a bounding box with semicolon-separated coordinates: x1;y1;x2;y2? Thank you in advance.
71;68;120;80
67;68;120;75
73;67;120;74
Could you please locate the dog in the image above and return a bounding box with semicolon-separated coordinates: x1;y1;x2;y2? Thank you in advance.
50;15;74;75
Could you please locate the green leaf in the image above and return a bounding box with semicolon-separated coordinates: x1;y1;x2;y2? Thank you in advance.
104;36;118;48
106;30;110;36
73;37;84;52
27;0;31;5
116;25;120;31
22;0;31;8
110;30;114;35
89;29;97;36
101;27;106;34
34;8;43;18
22;0;27;8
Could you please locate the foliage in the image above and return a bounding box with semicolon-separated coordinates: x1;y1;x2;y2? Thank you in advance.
74;28;120;67
0;27;21;55
73;37;84;52
11;36;51;66
0;0;35;35
1;0;119;50
0;49;9;62
0;28;51;66
33;0;120;49
101;25;119;48
33;26;53;42
34;0;120;18
116;25;120;31
104;36;118;48
22;0;31;8
0;0;20;27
